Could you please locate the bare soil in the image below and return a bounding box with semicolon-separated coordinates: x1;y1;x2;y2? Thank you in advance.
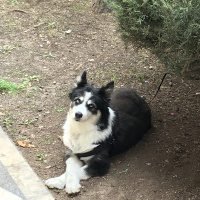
0;0;200;199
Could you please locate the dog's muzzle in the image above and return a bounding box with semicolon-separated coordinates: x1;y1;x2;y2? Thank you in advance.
75;112;83;121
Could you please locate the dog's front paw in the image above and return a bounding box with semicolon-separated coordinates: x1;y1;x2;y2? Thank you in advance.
65;173;81;194
45;177;65;189
65;182;81;194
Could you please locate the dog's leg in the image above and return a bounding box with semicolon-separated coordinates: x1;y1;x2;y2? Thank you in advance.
78;165;91;180
82;153;111;177
65;156;84;194
45;173;66;189
45;148;73;190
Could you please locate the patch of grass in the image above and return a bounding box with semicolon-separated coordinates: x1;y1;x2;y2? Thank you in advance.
21;75;40;85
17;136;28;140
0;76;40;94
0;79;20;93
75;2;90;12
108;68;118;82
46;22;56;29
119;168;129;174
28;75;40;82
95;68;104;79
42;137;52;145
1;45;15;54
20;75;40;91
124;168;129;173
6;21;17;29
56;107;64;112
36;153;47;163
10;0;19;5
43;52;57;58
111;74;118;82
9;129;19;136
135;73;146;83
3;118;13;127
76;5;83;12
21;119;36;126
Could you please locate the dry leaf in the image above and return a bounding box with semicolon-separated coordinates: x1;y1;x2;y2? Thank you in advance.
58;135;63;141
17;139;35;148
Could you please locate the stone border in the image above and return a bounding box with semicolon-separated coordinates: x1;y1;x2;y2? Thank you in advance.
0;126;55;200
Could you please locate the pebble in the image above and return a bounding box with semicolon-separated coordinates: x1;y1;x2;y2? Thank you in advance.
149;66;153;70
65;30;71;34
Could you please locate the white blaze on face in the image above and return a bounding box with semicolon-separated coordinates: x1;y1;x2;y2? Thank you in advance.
72;92;93;121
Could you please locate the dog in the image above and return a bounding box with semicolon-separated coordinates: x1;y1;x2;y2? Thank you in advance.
45;71;151;194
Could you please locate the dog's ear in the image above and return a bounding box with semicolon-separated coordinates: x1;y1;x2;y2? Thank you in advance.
69;71;87;100
99;81;114;103
76;71;87;87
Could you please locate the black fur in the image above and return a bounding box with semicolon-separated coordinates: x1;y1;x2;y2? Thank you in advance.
85;150;110;177
109;88;151;156
69;79;112;130
69;72;151;177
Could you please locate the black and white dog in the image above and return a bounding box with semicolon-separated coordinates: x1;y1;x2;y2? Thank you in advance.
45;71;151;194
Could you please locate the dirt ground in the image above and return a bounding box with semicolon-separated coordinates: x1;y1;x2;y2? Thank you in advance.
0;0;200;199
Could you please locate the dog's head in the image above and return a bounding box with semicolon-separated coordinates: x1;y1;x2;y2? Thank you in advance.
68;71;114;125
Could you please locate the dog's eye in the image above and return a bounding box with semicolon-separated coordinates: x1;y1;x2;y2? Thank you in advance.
88;104;94;108
74;98;81;104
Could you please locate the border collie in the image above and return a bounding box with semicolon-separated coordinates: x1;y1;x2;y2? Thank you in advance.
45;71;151;194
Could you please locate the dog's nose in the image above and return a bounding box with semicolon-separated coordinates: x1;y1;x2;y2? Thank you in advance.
75;112;83;120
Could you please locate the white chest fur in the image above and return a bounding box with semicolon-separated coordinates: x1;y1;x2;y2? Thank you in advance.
62;108;115;154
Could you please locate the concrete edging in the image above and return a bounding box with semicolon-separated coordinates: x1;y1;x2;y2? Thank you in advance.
0;126;55;200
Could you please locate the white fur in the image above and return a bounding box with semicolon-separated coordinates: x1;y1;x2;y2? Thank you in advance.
75;75;81;87
46;91;115;194
71;92;94;122
63;107;115;154
65;156;83;194
45;156;90;194
45;173;66;189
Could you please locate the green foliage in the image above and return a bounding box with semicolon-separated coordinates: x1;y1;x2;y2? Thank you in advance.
0;79;19;93
36;153;47;163
10;0;19;5
0;76;40;94
106;0;200;74
42;137;52;145
2;45;15;54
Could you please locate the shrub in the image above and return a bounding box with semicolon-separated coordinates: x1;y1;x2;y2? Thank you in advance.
106;0;200;74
